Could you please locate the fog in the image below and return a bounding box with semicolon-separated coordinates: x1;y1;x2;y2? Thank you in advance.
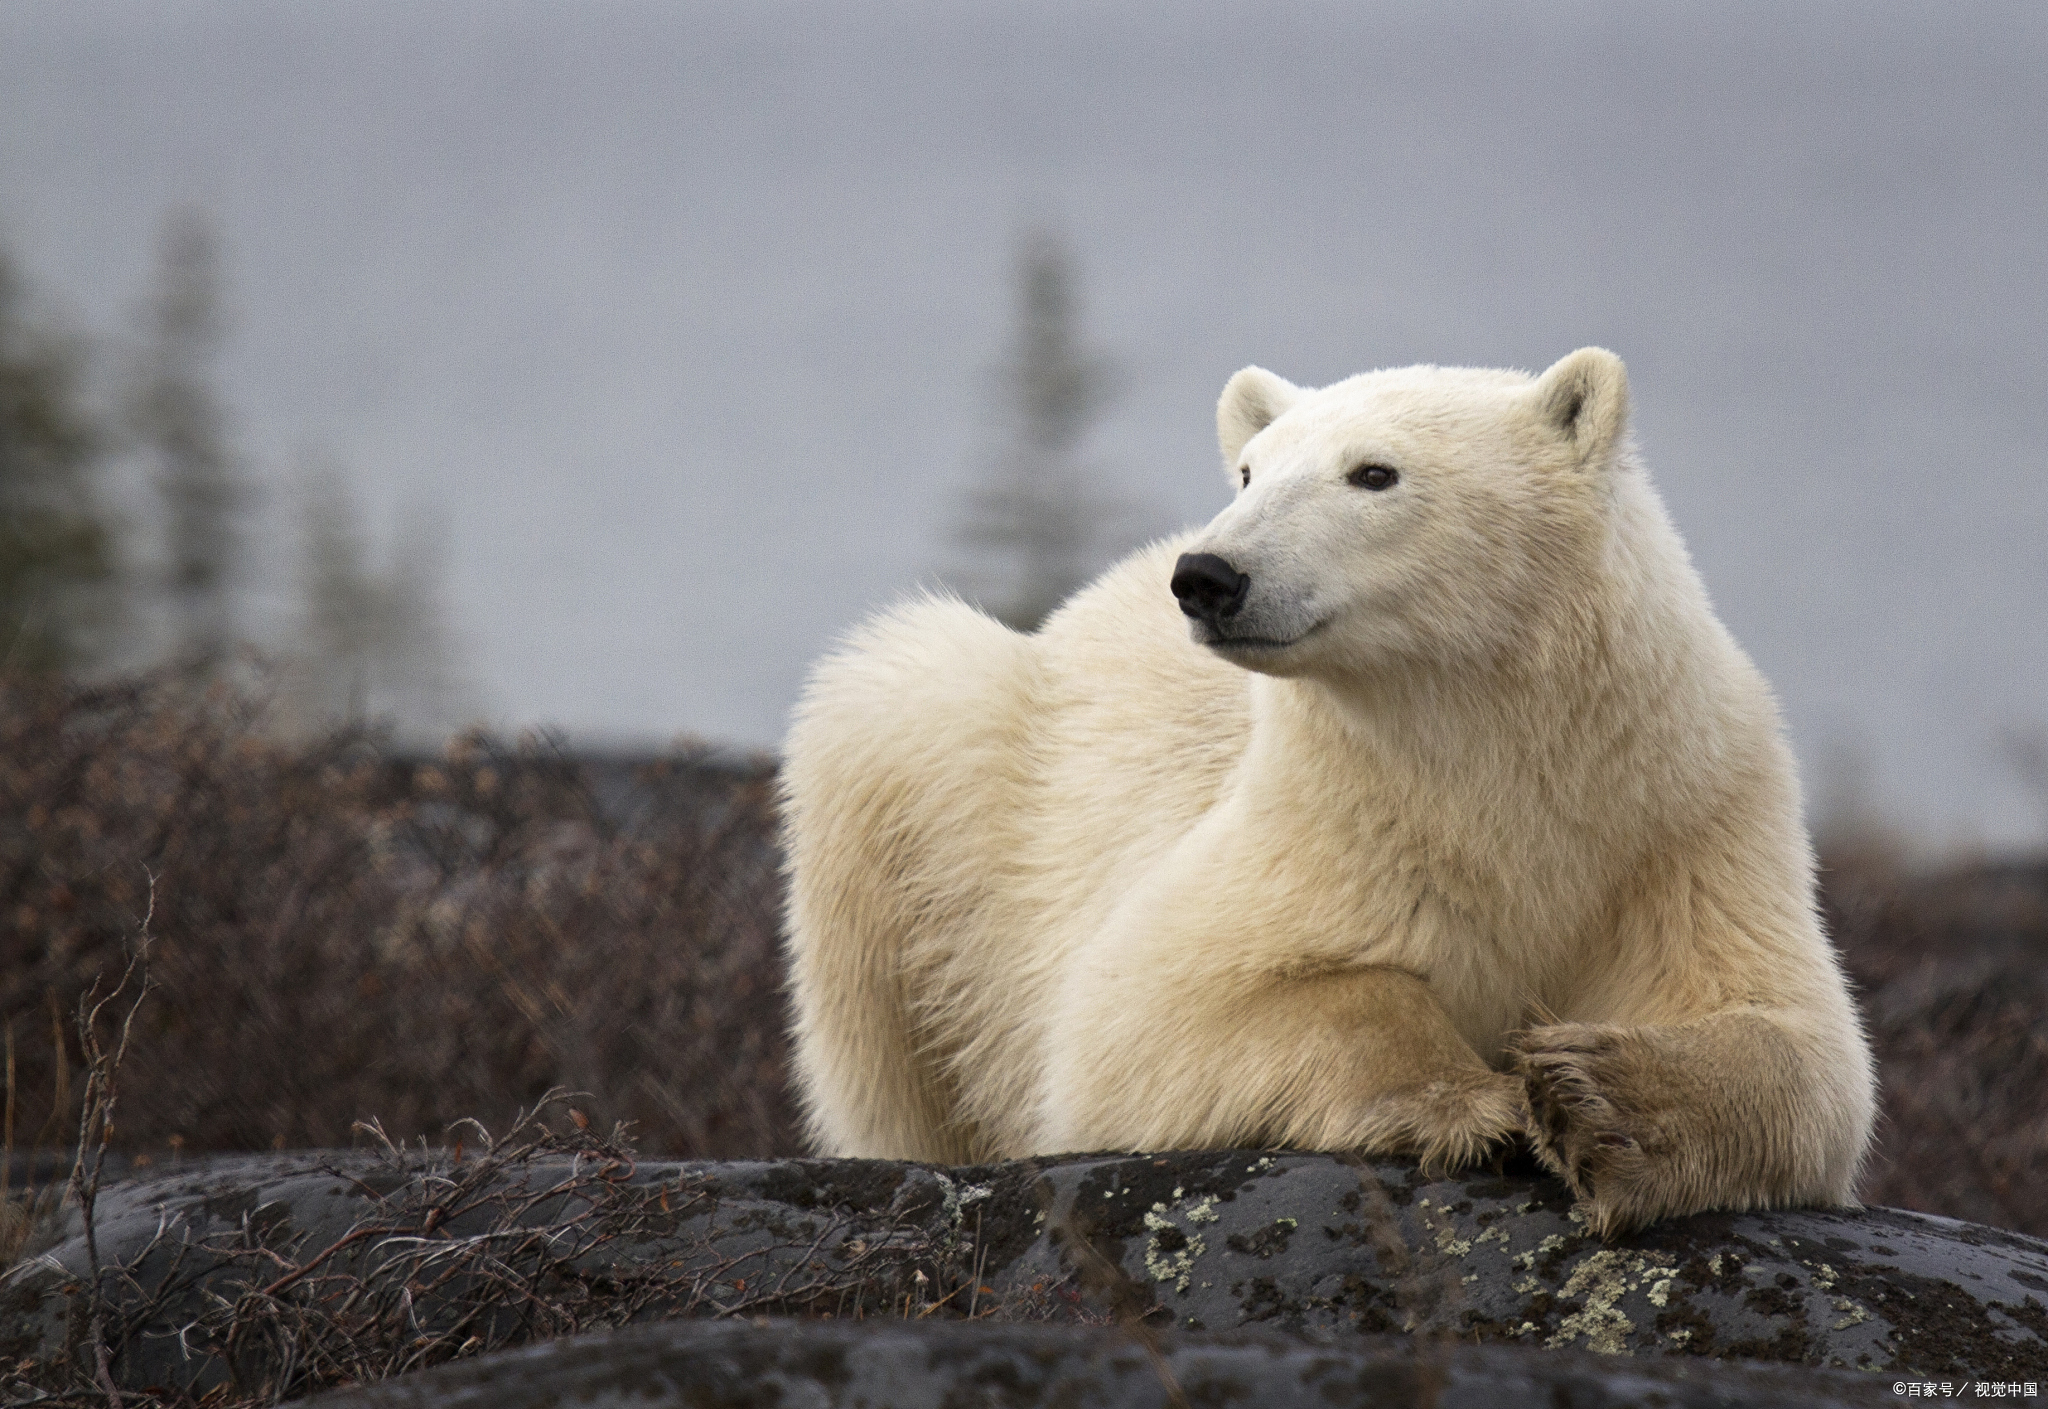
3;0;2044;846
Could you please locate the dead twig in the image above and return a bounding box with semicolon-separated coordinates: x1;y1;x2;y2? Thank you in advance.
65;872;158;1409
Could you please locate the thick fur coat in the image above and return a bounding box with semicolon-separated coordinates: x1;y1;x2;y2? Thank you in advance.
780;349;1875;1236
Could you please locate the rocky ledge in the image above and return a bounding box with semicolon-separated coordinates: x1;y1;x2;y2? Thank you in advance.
4;1146;2044;1401
299;1318;1902;1408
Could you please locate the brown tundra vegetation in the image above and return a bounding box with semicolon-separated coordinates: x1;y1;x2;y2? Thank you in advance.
0;669;796;1188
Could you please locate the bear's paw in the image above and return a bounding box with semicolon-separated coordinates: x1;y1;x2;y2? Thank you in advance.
1510;1023;1675;1238
1349;1067;1529;1177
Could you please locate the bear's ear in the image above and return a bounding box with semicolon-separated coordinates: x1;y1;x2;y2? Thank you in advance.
1530;347;1630;469
1217;366;1303;467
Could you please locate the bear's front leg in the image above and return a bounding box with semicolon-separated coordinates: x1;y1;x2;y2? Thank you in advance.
1042;965;1526;1172
1511;1010;1866;1237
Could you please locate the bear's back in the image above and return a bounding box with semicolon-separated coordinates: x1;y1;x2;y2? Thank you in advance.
1006;536;1255;940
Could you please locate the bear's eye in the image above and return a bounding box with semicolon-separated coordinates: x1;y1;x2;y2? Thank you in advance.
1239;465;1250;488
1347;464;1398;491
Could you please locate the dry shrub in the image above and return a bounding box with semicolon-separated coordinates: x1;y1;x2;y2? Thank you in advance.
1822;846;2048;1234
3;1094;982;1407
0;667;800;1174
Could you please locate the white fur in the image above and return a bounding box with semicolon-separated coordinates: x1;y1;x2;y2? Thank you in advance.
781;350;1875;1234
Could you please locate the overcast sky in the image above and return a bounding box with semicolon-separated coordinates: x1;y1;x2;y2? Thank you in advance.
3;0;2045;847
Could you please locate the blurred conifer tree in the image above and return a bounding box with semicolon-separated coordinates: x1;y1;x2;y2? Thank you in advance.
955;228;1123;631
132;208;244;666
295;455;461;737
0;247;116;675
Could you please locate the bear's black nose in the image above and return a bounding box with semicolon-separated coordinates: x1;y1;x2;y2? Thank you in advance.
1171;552;1250;622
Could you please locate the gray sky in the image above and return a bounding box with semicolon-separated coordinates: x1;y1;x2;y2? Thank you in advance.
3;0;2045;847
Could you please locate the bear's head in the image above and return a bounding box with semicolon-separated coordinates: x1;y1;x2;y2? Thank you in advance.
1173;348;1634;681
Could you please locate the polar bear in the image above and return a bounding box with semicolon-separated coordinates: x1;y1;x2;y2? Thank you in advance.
780;349;1874;1236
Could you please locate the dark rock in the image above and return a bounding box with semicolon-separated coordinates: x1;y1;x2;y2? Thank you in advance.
6;1148;2046;1400
298;1317;1901;1408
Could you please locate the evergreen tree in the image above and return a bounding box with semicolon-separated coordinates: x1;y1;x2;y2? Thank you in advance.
955;228;1122;631
0;249;115;675
299;461;382;724
295;456;462;738
132;208;243;664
